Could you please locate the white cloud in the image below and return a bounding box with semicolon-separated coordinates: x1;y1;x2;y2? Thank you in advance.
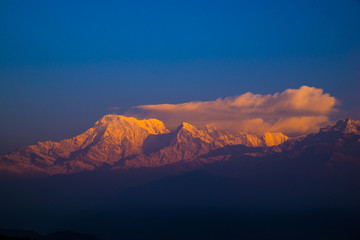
129;86;339;136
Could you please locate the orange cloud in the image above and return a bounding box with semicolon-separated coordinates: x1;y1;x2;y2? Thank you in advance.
129;86;338;136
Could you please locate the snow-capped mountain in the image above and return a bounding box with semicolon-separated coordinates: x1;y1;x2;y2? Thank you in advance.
0;115;169;175
0;114;289;175
1;115;359;177
274;118;360;161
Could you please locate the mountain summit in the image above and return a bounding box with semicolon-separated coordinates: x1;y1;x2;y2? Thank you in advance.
0;115;169;175
320;118;360;135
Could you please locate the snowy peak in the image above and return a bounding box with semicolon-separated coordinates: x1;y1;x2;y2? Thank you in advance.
173;122;289;148
176;122;197;132
263;132;289;147
175;122;213;143
205;129;288;148
320;118;360;135
95;114;169;135
0;115;171;175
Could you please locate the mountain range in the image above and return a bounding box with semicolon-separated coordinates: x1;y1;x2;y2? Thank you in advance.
0;114;289;176
1;115;359;177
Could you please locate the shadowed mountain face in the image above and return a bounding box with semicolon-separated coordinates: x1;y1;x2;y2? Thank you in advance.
0;114;288;176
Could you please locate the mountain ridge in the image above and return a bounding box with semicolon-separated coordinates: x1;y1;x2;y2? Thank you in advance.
1;115;359;176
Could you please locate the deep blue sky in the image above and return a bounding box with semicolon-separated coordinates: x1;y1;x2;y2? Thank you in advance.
1;0;360;153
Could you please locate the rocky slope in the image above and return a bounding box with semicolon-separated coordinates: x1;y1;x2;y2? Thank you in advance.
273;118;360;161
0;114;289;175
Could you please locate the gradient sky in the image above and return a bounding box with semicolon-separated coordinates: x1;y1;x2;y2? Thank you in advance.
1;0;360;153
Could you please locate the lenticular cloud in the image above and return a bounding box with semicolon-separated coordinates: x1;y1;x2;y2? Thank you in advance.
132;86;338;136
